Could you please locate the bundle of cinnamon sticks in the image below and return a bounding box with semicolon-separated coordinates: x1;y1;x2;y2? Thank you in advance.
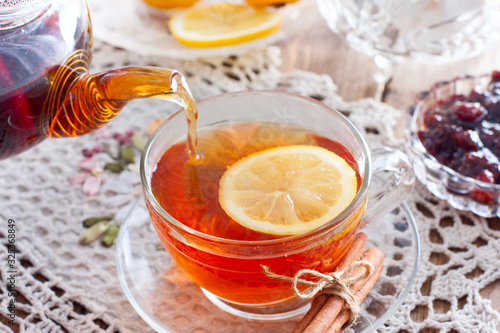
292;233;384;333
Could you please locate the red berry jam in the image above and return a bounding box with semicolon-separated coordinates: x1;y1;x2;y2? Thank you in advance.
418;71;500;188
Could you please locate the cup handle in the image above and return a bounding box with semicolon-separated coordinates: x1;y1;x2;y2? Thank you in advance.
362;146;416;227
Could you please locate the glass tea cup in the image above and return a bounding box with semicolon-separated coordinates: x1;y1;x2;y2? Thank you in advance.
140;91;415;320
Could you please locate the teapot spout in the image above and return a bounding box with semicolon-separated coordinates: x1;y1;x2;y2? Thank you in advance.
43;67;191;138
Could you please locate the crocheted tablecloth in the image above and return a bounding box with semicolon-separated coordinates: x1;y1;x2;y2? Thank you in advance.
1;38;499;333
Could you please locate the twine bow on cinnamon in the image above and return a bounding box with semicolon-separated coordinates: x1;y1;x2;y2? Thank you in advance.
262;260;374;327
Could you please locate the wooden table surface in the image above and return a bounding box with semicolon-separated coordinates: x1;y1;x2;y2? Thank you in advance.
276;6;500;332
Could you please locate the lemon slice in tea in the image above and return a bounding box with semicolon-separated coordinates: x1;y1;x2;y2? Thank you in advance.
168;3;281;47
219;145;358;236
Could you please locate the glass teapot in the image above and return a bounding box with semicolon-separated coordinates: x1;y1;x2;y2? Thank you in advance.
0;0;192;160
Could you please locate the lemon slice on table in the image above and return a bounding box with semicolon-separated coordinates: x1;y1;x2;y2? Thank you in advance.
219;145;358;236
168;3;281;47
142;0;198;9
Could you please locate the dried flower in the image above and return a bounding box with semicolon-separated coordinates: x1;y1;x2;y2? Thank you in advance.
82;148;94;158
113;130;135;145
93;145;104;154
92;128;113;141
68;172;91;185
78;158;99;171
74;128;149;247
70;158;103;195
82;145;104;158
82;176;102;196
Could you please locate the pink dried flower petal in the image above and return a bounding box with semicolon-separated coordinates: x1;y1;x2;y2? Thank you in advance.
82;176;102;196
92;128;113;140
92;145;104;153
119;136;130;145
82;148;94;158
125;130;135;137
69;172;91;184
78;158;99;171
112;133;123;140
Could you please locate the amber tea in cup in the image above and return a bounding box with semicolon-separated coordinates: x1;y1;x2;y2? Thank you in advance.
141;91;414;319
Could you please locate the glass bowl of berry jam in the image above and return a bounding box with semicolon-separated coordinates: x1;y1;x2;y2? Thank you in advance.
405;71;500;217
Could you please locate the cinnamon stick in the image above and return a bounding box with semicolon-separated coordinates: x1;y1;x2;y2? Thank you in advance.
335;233;368;275
338;248;384;296
292;233;367;333
325;262;384;333
291;294;329;333
298;248;385;333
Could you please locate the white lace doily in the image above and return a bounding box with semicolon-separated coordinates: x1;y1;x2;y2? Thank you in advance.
1;39;499;333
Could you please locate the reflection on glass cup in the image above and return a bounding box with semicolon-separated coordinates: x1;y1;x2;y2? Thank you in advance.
140;91;415;319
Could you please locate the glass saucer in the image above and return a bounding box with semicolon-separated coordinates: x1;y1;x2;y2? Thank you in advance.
86;0;316;59
116;197;420;332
